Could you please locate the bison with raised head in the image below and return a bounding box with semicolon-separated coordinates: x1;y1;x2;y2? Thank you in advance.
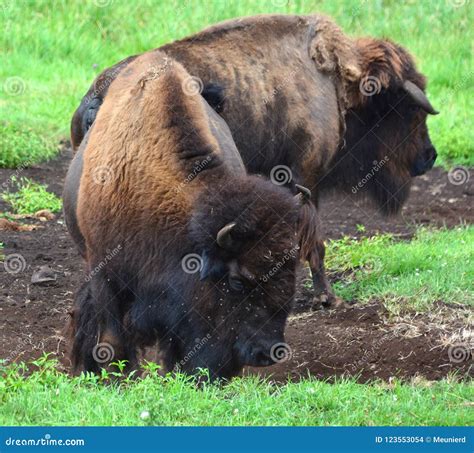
64;51;304;380
70;14;438;308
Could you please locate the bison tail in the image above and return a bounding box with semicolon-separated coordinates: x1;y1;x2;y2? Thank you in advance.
297;201;323;267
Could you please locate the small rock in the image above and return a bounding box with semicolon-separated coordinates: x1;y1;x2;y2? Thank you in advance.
140;410;150;420
34;253;53;262
31;265;57;285
34;209;55;221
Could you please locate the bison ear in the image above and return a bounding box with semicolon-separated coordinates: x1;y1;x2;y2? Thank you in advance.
403;80;439;115
294;184;312;205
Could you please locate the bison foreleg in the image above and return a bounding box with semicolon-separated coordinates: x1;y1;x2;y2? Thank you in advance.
297;200;343;309
307;241;343;309
69;281;101;373
70;272;138;373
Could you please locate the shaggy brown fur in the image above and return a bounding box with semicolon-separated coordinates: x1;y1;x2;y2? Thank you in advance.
321;37;437;215
70;14;438;307
66;52;302;379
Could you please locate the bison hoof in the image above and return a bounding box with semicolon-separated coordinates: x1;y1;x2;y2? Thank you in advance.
312;293;345;310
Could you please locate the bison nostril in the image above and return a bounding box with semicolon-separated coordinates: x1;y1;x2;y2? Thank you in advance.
238;339;283;367
411;147;437;177
254;350;273;366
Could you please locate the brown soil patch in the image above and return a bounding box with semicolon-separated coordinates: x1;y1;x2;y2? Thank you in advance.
247;303;473;382
1;147;472;381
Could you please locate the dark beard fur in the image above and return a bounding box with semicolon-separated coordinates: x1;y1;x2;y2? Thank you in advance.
370;169;412;216
317;142;412;217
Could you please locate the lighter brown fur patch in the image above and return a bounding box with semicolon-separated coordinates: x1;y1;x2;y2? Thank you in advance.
77;52;226;263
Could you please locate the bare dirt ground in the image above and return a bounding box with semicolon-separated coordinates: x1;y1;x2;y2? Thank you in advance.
1;146;473;381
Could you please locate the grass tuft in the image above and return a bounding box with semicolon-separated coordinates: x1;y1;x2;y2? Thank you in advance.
2;177;62;214
0;122;57;168
326;227;474;310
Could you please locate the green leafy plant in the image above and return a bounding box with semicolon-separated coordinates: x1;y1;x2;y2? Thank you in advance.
2;176;62;214
0;122;57;168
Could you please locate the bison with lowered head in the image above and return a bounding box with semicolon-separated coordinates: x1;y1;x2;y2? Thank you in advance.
63;51;303;380
71;14;438;308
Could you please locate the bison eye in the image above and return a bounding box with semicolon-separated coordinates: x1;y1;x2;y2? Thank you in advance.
228;276;244;292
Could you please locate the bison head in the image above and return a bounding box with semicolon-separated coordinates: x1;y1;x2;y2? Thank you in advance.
173;176;301;380
324;38;439;215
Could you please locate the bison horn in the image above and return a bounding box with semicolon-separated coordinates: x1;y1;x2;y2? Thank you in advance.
295;184;312;204
216;222;236;249
403;80;439;115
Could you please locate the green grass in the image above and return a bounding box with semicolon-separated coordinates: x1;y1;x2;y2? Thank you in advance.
0;357;471;426
2;177;62;214
0;123;58;168
1;0;473;167
325;227;474;311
